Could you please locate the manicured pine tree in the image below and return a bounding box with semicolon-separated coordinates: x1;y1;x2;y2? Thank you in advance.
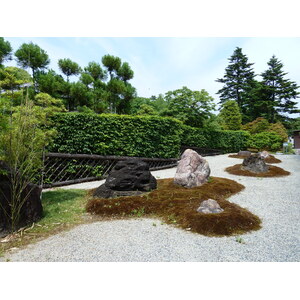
216;47;256;121
260;55;299;122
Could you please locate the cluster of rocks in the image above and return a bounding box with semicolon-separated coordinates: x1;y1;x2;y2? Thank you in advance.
0;161;43;232
242;153;269;173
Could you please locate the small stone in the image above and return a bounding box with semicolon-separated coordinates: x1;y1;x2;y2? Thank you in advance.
197;199;224;214
174;149;210;188
259;151;270;159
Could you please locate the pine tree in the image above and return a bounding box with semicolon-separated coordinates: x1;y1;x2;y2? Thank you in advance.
260;55;299;122
218;100;242;130
216;47;256;120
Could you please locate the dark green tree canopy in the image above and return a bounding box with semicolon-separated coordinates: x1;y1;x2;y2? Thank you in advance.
102;55;121;79
58;58;81;81
216;47;256;118
15;42;50;78
35;69;68;99
117;62;134;82
0;37;13;66
260;55;299;121
84;61;106;81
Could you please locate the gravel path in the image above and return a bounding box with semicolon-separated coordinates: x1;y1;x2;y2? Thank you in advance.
2;154;299;262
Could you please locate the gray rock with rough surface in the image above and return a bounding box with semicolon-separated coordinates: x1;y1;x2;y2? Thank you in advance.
174;149;210;188
242;154;269;173
259;151;269;159
197;199;224;214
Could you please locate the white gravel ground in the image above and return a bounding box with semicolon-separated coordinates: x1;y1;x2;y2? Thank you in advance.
2;154;299;262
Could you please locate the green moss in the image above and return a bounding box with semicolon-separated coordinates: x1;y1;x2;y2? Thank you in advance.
87;178;261;236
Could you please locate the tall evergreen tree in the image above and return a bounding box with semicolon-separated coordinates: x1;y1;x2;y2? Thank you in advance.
260;55;299;122
216;47;256;120
0;37;13;67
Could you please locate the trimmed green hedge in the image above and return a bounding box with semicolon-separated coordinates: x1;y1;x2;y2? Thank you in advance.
204;130;251;152
49;113;183;158
48;113;252;158
181;125;250;153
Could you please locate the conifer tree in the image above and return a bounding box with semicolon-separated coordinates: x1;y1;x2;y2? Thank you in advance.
216;47;256;120
218;100;242;130
260;55;299;122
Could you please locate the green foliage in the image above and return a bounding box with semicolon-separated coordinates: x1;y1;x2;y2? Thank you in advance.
181;125;208;148
0;95;57;230
260;55;299;122
161;86;215;128
136;104;158;115
204;130;251;152
0;66;32;105
15;42;50;79
268;122;288;142
248;132;282;151
242;117;270;134
34;92;67;114
0;37;13;66
216;47;256;119
58;58;81;81
102;55;121;79
218;100;242;130
48;113;183;158
181;125;250;152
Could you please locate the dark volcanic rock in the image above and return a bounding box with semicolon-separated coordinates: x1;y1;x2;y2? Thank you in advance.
0;161;43;231
242;154;269;173
93;159;157;198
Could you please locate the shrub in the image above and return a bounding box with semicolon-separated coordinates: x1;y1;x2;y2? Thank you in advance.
48;113;183;158
248;132;282;151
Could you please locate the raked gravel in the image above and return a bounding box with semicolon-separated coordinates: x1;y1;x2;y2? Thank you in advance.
1;154;299;262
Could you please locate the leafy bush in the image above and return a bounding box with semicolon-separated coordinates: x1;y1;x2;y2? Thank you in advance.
248;132;282;151
48;113;183;158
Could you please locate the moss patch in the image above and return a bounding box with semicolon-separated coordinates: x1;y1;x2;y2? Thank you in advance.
86;177;261;237
225;164;290;177
228;154;281;164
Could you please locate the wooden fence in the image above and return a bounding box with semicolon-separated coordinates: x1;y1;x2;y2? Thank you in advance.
42;147;223;188
42;153;178;188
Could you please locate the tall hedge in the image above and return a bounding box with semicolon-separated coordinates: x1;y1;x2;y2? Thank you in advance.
48;113;183;158
181;125;250;153
204;130;251;152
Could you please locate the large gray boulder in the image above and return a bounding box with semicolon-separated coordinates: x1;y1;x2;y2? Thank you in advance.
93;159;157;198
174;149;210;188
242;154;269;173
